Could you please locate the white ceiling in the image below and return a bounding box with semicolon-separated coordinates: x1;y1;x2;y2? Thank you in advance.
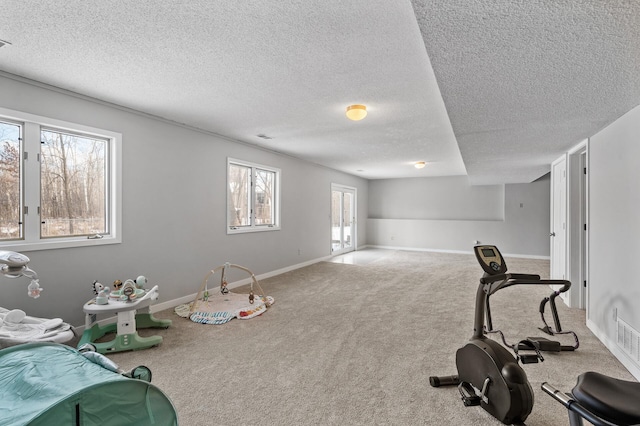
1;1;639;184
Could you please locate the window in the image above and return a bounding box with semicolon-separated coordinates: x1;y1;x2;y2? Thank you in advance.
227;158;280;233
40;128;108;238
0;119;21;240
0;107;121;251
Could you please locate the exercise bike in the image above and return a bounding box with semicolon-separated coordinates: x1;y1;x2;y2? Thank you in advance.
542;373;640;425
429;245;572;425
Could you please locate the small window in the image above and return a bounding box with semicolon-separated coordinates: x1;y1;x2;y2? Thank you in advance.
227;158;280;233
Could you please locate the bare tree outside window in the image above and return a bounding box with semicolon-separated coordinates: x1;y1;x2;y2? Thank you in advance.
40;129;107;237
227;159;279;232
228;163;250;226
0;121;21;240
255;168;274;225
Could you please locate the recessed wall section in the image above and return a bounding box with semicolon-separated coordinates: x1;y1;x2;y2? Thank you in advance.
368;176;504;220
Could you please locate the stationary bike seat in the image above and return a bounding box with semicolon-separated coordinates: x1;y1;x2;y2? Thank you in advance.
571;371;640;425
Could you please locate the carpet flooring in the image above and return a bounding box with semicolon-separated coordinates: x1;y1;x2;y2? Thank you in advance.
102;249;634;425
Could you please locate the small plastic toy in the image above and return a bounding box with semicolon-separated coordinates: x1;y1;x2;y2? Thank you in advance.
27;280;42;299
134;276;147;289
95;287;110;305
119;280;137;302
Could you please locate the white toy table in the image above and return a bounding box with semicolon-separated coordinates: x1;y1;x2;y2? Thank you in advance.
78;285;171;354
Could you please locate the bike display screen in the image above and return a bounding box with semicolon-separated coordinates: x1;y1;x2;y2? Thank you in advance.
481;248;496;258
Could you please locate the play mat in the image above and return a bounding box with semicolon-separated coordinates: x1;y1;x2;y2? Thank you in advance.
174;263;274;324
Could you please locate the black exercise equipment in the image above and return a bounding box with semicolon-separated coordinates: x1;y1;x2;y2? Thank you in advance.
485;278;579;354
429;245;572;425
536;285;580;350
542;372;640;425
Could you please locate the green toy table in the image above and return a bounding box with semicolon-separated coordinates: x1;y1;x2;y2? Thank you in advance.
78;285;171;353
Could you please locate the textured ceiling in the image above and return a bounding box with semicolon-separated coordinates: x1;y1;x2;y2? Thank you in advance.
0;1;639;184
411;0;640;184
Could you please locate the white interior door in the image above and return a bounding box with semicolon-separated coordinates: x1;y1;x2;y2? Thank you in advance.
331;184;356;255
551;156;567;296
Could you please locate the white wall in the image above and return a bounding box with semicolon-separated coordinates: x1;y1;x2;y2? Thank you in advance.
368;176;504;220
367;175;550;257
588;104;640;378
0;74;368;326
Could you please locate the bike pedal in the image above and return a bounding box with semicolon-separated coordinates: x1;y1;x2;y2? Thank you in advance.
458;382;482;406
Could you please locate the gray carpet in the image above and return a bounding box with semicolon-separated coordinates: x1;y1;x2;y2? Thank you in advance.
103;250;634;425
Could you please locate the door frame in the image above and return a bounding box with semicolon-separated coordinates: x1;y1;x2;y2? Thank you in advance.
567;140;588;309
550;155;567;289
552;139;588;309
330;183;357;255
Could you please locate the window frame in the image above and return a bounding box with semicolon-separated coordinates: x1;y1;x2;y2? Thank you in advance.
226;157;280;234
0;106;122;252
0;117;24;241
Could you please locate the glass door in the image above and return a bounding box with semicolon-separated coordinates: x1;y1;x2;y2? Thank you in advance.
331;184;356;255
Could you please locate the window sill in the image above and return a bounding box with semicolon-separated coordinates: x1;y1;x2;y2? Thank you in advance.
227;226;280;235
0;235;121;252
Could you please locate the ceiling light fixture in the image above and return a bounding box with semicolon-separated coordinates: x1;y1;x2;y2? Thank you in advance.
414;161;426;169
346;104;367;121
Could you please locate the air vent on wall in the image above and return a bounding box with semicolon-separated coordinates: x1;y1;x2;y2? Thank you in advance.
617;317;640;364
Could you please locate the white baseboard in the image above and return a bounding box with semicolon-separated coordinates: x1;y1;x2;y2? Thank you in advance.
587;318;640;381
503;253;550;260
366;244;472;255
151;254;332;313
365;244;550;260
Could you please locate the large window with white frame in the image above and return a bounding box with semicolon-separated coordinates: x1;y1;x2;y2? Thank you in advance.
227;158;280;233
0;107;121;251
